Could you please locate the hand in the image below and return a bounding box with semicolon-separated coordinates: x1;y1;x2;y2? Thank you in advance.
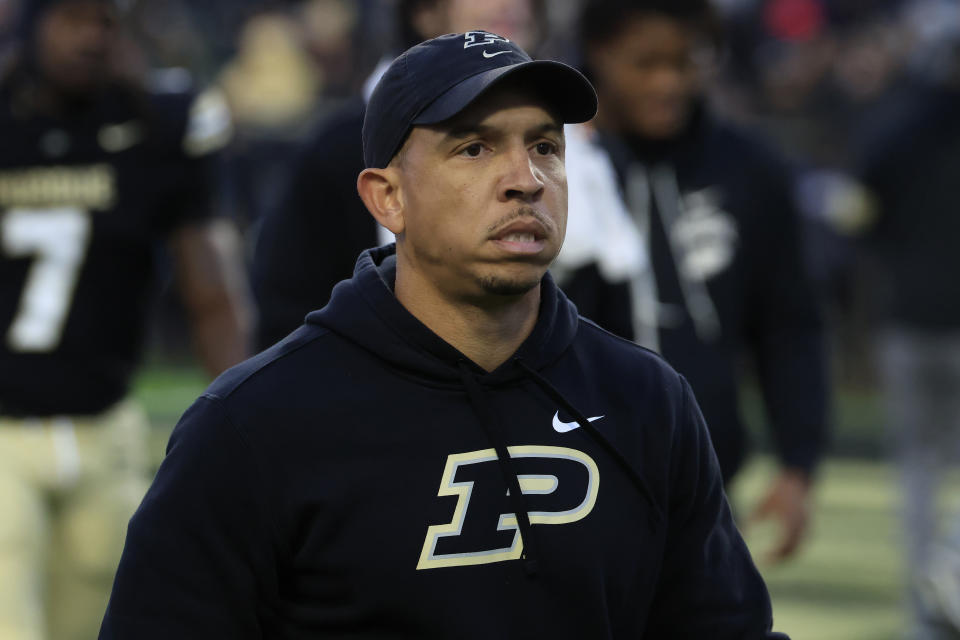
748;468;812;564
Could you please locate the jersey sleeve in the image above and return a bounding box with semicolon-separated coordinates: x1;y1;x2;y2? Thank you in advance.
99;396;279;638
150;87;233;234
645;377;790;639
743;161;829;476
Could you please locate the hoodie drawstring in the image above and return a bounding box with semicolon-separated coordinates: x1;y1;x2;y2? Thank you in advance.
457;361;540;577
514;358;664;529
649;164;722;343
623;162;723;348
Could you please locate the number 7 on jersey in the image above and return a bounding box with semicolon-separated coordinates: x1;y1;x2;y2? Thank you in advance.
2;207;92;352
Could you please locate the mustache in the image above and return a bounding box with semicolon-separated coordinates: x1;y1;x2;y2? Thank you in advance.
485;206;554;234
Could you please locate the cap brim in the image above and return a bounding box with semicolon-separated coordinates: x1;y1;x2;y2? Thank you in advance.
412;60;597;126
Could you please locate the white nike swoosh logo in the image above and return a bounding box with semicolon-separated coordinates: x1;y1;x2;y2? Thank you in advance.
552;411;605;433
482;50;510;58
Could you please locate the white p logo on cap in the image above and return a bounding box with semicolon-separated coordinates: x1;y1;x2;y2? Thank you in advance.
463;31;510;50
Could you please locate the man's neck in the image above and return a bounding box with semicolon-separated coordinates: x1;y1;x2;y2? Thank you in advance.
394;263;541;373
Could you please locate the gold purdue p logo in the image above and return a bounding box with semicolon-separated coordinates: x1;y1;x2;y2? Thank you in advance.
417;445;599;570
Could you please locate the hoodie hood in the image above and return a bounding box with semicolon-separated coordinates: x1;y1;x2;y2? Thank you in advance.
306;244;610;576
306;244;580;386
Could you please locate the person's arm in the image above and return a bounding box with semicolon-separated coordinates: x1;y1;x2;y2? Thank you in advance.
152;85;254;374
745;165;829;563
646;377;789;639
99;396;280;638
171;217;255;376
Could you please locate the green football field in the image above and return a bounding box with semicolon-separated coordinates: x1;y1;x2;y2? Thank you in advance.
734;458;907;640
134;366;960;639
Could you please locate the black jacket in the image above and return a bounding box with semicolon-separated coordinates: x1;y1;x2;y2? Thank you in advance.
252;97;379;349
858;84;960;329
101;246;786;639
563;111;828;481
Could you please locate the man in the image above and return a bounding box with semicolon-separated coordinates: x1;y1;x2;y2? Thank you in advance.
252;0;539;348
100;32;787;638
0;1;252;639
857;59;960;639
558;0;829;562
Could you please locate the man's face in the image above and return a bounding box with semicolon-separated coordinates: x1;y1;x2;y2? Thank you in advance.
589;14;703;139
394;84;566;303
34;0;118;94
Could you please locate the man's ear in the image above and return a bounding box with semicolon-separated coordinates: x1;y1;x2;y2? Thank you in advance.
357;167;405;235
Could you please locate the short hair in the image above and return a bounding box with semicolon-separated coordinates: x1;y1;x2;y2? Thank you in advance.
579;0;721;48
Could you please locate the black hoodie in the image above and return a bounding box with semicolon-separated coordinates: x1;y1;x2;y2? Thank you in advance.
100;246;786;639
858;84;960;329
562;109;828;483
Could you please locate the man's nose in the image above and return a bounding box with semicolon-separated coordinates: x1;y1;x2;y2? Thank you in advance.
499;146;544;203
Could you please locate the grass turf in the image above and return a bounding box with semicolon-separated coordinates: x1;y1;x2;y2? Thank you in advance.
733;457;906;640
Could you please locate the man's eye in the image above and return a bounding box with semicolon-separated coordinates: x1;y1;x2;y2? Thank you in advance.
535;142;556;155
461;143;484;157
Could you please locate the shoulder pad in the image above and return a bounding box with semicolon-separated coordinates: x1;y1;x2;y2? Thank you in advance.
183;86;233;157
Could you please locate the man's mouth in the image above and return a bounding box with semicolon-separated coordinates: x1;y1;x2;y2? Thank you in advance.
491;220;549;255
500;231;538;243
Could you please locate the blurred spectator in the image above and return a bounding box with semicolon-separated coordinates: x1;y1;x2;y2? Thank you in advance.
557;0;829;563
125;0;212;79
856;34;960;639
215;4;332;234
712;1;923;393
299;0;366;100
0;0;15;59
0;1;252;638
252;0;543;349
717;0;908;168
220;10;323;131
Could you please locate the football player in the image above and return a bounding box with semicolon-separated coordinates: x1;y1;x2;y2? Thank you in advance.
0;1;253;638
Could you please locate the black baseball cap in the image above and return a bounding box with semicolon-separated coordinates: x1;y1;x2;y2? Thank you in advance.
362;31;598;169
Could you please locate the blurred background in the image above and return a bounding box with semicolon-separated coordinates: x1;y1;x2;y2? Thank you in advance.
2;0;958;637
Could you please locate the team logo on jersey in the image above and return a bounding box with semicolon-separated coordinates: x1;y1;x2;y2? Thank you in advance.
98;120;144;153
0;165;115;209
183;87;233;157
417;445;599;570
463;31;510;52
671;188;738;282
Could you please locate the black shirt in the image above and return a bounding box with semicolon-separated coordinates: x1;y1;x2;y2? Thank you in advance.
859;84;960;329
0;77;227;415
253;97;380;349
